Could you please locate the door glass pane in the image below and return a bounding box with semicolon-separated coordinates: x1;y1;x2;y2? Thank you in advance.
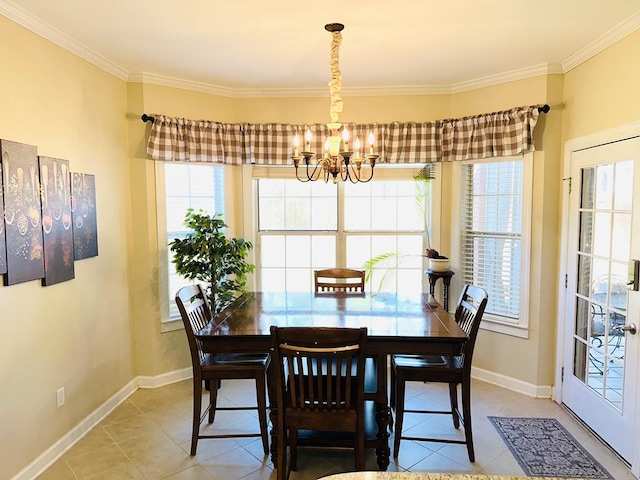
595;163;614;210
614;160;633;210
575;297;589;340
592;212;611;258
576;254;591;297
611;213;631;262
581;167;595;209
574;338;587;382
578;211;593;254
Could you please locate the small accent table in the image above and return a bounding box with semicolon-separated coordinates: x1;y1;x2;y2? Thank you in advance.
425;269;455;311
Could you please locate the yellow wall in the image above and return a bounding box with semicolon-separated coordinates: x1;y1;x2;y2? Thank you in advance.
4;11;640;479
0;16;133;480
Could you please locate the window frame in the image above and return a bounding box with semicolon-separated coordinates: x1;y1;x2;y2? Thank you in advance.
155;161;227;332
451;153;533;338
245;164;442;294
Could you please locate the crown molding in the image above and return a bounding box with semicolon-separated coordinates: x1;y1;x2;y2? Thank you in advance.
562;10;640;73
128;72;235;97
3;0;639;96
0;0;129;80
451;63;563;94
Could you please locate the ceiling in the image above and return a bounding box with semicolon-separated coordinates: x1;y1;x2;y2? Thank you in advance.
2;0;640;96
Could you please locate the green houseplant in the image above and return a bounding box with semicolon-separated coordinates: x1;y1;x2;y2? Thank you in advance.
170;209;255;315
364;164;449;288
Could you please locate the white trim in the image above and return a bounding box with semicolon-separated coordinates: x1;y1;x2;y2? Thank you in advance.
450;63;562;94
450;153;533;336
562;11;640;73
557;121;640;477
472;366;553;399
10;369;193;480
2;0;639;96
10;379;139;480
0;0;128;81
137;367;192;389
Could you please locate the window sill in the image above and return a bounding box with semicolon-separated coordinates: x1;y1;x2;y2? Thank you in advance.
161;318;184;333
480;315;529;339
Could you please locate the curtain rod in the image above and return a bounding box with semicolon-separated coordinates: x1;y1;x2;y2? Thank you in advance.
140;104;551;124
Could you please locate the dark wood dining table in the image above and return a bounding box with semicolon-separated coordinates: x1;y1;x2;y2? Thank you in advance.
195;291;468;471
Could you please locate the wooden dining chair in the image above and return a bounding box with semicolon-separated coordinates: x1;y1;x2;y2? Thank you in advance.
270;326;368;480
176;284;270;456
390;284;488;461
314;268;365;293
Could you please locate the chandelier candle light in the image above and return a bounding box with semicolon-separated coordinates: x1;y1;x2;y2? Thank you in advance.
292;23;378;183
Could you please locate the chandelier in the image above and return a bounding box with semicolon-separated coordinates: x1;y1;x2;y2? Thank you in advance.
292;23;378;184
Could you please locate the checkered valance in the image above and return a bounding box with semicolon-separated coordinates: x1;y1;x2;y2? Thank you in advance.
146;105;541;164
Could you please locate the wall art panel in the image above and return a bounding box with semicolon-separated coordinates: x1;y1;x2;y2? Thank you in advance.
0;140;44;285
71;173;98;260
0;158;6;275
39;157;74;285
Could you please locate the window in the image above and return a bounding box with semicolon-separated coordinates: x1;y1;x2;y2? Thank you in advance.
156;162;225;329
254;167;432;295
454;155;532;337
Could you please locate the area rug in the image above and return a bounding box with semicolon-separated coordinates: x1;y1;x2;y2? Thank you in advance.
488;416;613;479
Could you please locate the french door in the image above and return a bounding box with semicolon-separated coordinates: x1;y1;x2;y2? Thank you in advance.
562;137;640;463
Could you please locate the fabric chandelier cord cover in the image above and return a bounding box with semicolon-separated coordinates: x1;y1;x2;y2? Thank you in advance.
145;104;541;165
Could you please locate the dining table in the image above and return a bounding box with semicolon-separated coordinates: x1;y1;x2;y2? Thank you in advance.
195;291;468;471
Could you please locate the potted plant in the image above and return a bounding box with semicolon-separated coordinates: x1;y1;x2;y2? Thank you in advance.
364;164;450;286
426;248;450;272
170;209;255;315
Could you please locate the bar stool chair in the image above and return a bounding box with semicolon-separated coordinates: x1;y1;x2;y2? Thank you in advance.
176;284;270;456
390;284;488;461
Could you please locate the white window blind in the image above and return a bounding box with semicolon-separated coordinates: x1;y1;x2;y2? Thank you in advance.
164;163;225;320
460;160;523;321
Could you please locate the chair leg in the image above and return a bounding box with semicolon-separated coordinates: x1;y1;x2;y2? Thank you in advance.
448;382;460;429
392;371;406;458
461;380;475;462
255;373;269;455
191;377;203;456
208;378;218;423
289;430;298;471
355;430;366;470
276;423;286;480
389;361;396;431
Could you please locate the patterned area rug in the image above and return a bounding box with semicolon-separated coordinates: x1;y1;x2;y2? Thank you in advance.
488;417;613;479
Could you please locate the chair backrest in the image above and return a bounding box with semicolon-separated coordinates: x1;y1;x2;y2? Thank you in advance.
314;268;365;293
454;285;488;369
175;284;212;369
270;326;367;423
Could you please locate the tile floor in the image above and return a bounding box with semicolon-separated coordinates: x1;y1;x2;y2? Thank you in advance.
37;378;636;480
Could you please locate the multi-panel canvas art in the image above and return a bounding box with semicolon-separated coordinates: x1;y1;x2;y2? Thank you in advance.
0;159;6;275
40;157;75;285
71;173;98;260
0;136;98;287
1;140;45;286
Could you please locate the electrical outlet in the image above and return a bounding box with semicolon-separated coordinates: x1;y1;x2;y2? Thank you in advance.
56;387;65;408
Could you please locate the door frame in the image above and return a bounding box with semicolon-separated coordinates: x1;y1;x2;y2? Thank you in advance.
556;120;640;476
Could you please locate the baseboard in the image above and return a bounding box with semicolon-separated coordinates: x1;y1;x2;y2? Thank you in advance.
14;365;550;480
137;367;192;388
12;367;192;480
472;365;553;398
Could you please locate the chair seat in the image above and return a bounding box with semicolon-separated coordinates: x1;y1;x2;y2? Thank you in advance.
392;354;462;370
204;352;269;367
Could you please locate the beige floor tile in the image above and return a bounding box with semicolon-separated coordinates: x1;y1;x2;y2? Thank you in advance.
35;378;636;480
162;464;216;480
67;444;130;480
103;414;164;443
35;458;76;480
199;447;271;480
118;430;179;460
65;427;116;459
85;461;145;480
130;443;198;479
101;401;145;426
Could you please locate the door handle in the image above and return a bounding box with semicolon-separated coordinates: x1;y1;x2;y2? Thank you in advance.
621;323;637;335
